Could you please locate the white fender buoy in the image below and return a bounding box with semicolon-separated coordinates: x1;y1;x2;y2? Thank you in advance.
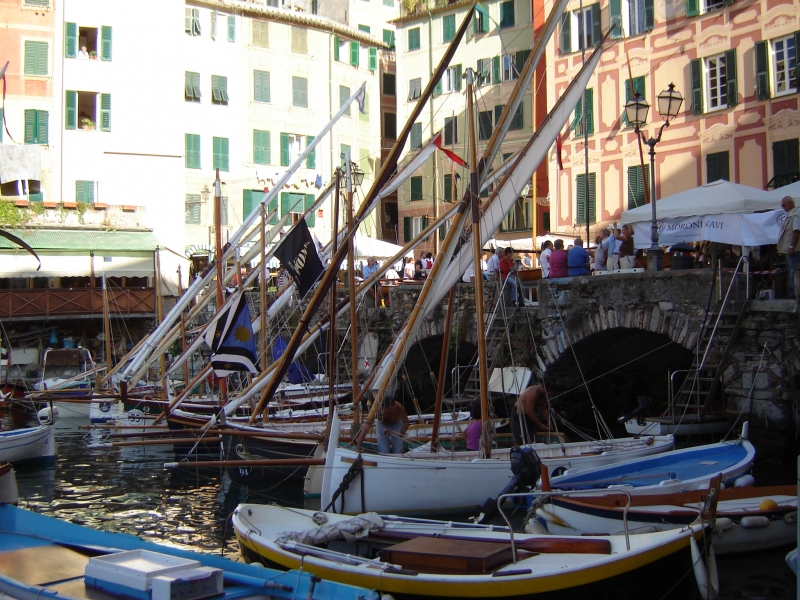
740;515;770;529
524;517;551;535
713;517;733;533
783;511;797;524
691;536;719;600
733;474;755;488
535;507;571;529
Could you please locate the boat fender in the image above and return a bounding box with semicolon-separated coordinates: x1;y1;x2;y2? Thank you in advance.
691;536;719;600
733;474;755;488
535;508;570;529
783;511;797;524
739;515;769;529
312;512;328;525
760;499;778;511
524;516;550;535
713;517;733;533
37;406;59;425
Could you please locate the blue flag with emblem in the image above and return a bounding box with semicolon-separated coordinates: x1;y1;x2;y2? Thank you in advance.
204;292;259;377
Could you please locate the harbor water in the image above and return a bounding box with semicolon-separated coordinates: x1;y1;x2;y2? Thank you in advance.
10;415;799;600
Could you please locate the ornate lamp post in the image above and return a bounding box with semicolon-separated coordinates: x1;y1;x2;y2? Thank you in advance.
623;83;683;271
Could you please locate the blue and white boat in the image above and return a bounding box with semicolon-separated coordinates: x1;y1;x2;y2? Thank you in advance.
0;424;55;464
548;422;755;496
0;502;378;600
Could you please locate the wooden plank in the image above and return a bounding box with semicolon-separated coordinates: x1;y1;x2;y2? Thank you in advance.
0;544;89;586
380;537;513;574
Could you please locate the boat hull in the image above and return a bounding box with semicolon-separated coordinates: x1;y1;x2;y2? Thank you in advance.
623;416;731;437
0;426;55;464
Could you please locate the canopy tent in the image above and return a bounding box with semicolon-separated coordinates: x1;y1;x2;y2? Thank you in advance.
766;181;800;201
353;232;411;259
489;236;536;251
620;180;781;249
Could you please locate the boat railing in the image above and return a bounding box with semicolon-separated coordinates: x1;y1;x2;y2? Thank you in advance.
497;488;633;562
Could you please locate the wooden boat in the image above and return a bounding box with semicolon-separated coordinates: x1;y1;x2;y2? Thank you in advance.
0;503;378;600
548;423;755;496
0;424;55;464
321;413;675;515
623;415;731;437
232;502;711;599
540;484;796;555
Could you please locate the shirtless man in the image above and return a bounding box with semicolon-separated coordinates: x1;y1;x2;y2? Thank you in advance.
511;385;551;446
356;395;409;454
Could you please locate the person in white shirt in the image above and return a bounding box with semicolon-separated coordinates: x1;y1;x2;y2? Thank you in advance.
78;46;89;59
403;257;415;280
593;230;610;272
486;249;500;279
539;241;553;278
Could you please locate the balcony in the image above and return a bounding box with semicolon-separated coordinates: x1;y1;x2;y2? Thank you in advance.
0;287;155;320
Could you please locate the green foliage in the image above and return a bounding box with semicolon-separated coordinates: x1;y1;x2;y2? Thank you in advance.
0;201;28;228
29;202;45;216
76;201;89;224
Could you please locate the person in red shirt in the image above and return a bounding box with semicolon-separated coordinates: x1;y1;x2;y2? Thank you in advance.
499;247;518;305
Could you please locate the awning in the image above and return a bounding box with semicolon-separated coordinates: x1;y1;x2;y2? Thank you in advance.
0;229;159;252
0;254;154;278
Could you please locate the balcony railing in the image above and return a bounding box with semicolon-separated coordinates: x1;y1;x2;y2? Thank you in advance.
0;288;155;319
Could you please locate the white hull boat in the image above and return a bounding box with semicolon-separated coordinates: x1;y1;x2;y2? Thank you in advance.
0;425;55;464
623;415;731;437
320;413;675;515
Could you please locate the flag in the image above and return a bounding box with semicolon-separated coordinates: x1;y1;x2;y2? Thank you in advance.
272;335;315;384
274;219;324;298
355;86;367;114
555;135;564;170
433;132;469;168
204;293;259;377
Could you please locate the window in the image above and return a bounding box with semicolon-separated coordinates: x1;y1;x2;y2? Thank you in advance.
408;78;422;101
384;112;397;139
441;65;462;93
185;8;200;36
383;73;396;96
210;11;217;40
499;1;515;28
292;77;308;107
410;176;423;201
291;27;307;53
24;109;48;144
570;89;594;135
185;194;201;225
24;0;50;6
403;216;427;241
610;0;654;38
443;173;457;202
444;116;457;145
185;71;201;102
253;130;270;164
501;197;532;231
770;139;799;189
691;51;737;114
281;133;312;166
29;192;43;202
474;8;490;34
502;54;516;82
476;58;492;86
24;41;47;76
560;4;601;54
627;165;650;208
221;196;229;226
75;180;95;204
65;23;111;60
493;50;531;83
252;20;269;47
227;15;235;42
383;29;395;49
706;151;729;183
340;144;351;166
281;192;305;217
478;111;493;140
185;134;201;169
244;189;277;223
384;0;394;5
211;75;229;105
622;76;645;126
213;136;229;171
442;15;456;43
334;36;349;62
575;173;596;224
410;122;422;149
685;0;731;16
408;27;420;51
340;85;351;116
495;104;523;130
64;91;110;131
254;70;270;103
757;34;799;100
312;0;318;13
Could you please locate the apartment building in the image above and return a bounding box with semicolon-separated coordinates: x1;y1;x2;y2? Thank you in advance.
548;0;799;239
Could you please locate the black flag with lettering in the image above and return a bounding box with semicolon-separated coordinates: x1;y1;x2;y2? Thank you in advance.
274;219;324;298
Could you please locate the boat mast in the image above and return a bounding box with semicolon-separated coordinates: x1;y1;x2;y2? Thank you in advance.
259;203;268;421
213;169;227;405
328;168;342;426
345;155;360;418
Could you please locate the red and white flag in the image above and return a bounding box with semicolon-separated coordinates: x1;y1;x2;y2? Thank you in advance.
433;132;468;168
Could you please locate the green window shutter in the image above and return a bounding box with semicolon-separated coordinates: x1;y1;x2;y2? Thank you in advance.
219;137;229;171
725;49;737;107
421;216;428;230
304;194;316;227
512;103;523;129
686;0;699;17
280;192;290;216
306;136;316;168
755;40;770;101
227;15;235;42
453;64;463;91
795;33;800;82
585;88;594;134
334;36;340;61
65;90;77;130
590;4;601;46
515;50;531;75
494;105;504;125
350;41;359;66
588;173;596;223
576;174;586;223
560;13;571;54
65;22;77;58
492;55;501;84
99;94;111;131
100;26;112;61
24;42;35;75
29;192;43;202
254;70;270;102
369;47;377;71
719;152;730;181
774;141;788;178
434;76;442;96
707;153;719;183
267;195;278;224
500;1;515;28
243;190;254;219
24;109;36;144
403;217;411;242
609;0;622;38
253;130;264;164
627;166;639;209
280;132;290;166
76;181;94;203
383;29;395;49
410;176;423;201
690;58;703;115
37;110;48;143
443;174;453;202
443;15;455;42
570;95;582;130
644;0;654;30
186;134;200;169
408;28;420;51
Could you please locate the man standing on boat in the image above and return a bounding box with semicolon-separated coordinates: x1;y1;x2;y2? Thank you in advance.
511;385;552;445
356;395;409;454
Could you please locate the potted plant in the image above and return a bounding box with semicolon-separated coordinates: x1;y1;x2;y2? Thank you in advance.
89;50;97;59
80;117;95;130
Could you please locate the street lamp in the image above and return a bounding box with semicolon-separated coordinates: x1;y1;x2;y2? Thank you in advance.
200;184;211;204
623;83;683;271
